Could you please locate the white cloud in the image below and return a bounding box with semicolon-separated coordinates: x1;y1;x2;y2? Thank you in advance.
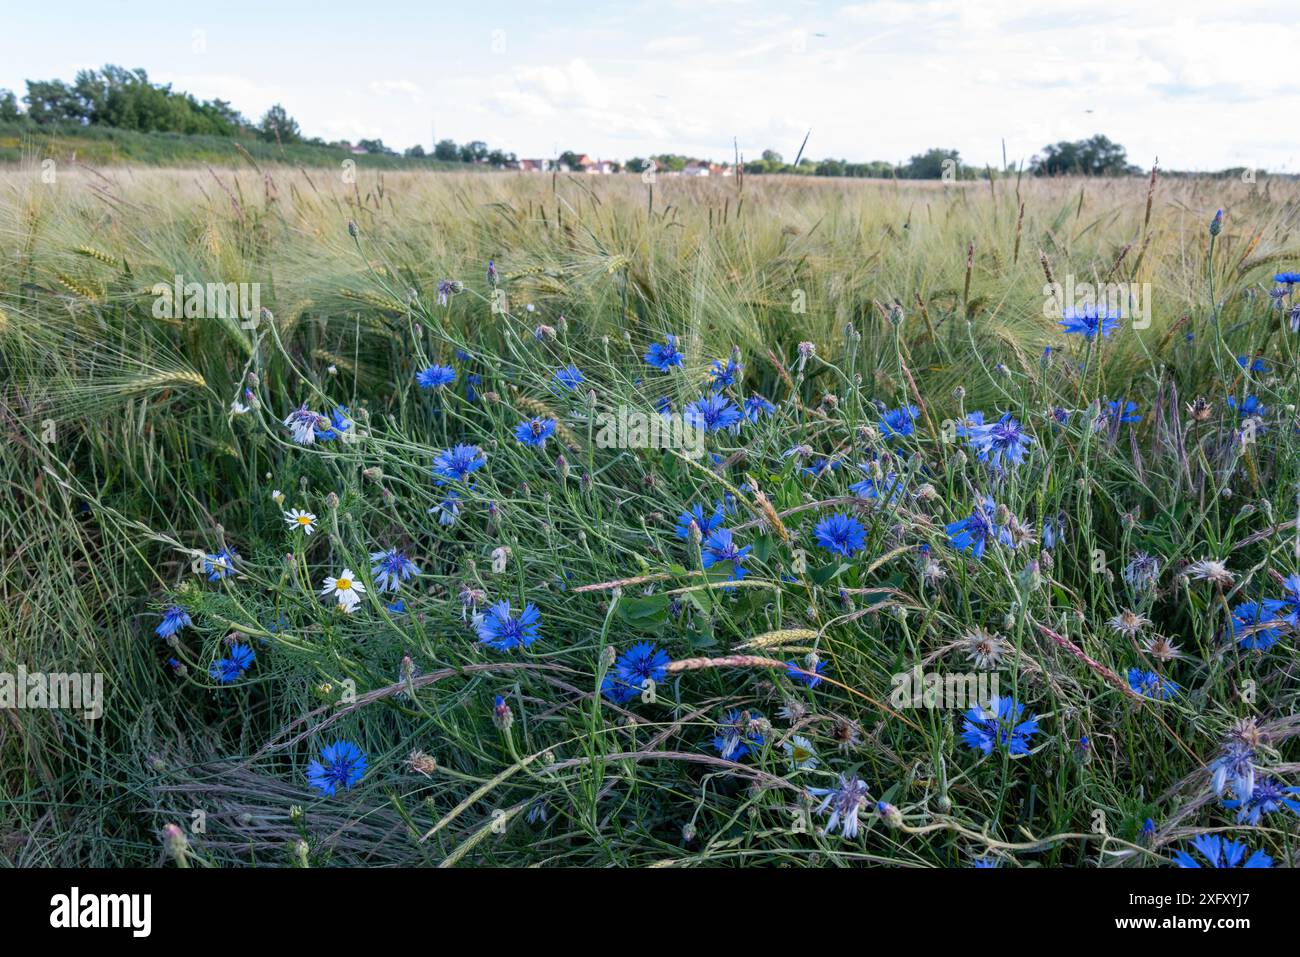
367;80;422;100
7;0;1296;171
643;36;702;55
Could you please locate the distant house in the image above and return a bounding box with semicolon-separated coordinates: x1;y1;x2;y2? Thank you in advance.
709;163;733;177
588;159;617;174
517;158;552;172
682;162;710;177
349;144;369;155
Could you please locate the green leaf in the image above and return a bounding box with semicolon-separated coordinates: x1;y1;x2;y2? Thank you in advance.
614;593;670;632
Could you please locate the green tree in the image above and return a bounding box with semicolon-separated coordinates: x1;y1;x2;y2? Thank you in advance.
0;89;20;121
899;148;960;179
433;139;459;161
458;140;489;163
1031;135;1131;176
257;104;301;143
24;79;83;123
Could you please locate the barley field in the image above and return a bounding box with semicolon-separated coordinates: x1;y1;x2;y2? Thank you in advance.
2;163;1298;868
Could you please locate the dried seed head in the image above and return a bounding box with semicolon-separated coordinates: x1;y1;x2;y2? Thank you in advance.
1141;635;1181;662
962;627;1005;670
1186;558;1234;586
407;750;438;776
1107;609;1152;639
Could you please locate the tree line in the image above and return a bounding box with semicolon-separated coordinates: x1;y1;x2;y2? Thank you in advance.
0;68;1187;178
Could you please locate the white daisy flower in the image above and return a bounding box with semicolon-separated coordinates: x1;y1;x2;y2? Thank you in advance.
231;399;250;414
321;568;365;611
284;508;317;535
271;489;285;505
783;735;819;771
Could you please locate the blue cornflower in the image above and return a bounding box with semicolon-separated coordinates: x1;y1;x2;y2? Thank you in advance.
475;600;543;651
315;405;352;442
602;641;671;703
514;417;557;448
1226;395;1265;418
675;502;726;540
386;599;407;614
209;643;255;683
1139;818;1157;842
785;656;827;688
653;396;672;416
1123;552;1160;593
435;279;460;306
946;497;1012;560
1126;668;1179;700
1229;599;1287;650
1042;514;1066;550
713;708;764;761
432;444;487;484
553;364;585;391
955;410;985;438
416;364;456;389
879;404;918;439
492;694;513;730
465;373;482;402
850;470;904;505
618;640;672;684
744;393;776;421
1059;305;1121;339
1210;741;1258;800
1172;834;1272;869
283;402;325;444
204;547;239;581
802;457;839;478
708;356;742;391
701;528;752;582
430;491;461;526
306;740;368;797
644;335;684;371
156;605;192;639
968;412;1035;467
369;548;421;593
1223;777;1300;825
807;774;871;839
1105;398;1141;424
1237;355;1269;374
813;513;867;556
1273;271;1300;285
1280;573;1300;626
684;393;743;433
971;857;1001;868
960;696;1041;756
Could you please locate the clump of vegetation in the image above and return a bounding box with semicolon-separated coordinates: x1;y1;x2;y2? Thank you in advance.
1;163;1298;867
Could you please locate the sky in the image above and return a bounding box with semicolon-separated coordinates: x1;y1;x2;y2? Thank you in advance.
2;0;1296;172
